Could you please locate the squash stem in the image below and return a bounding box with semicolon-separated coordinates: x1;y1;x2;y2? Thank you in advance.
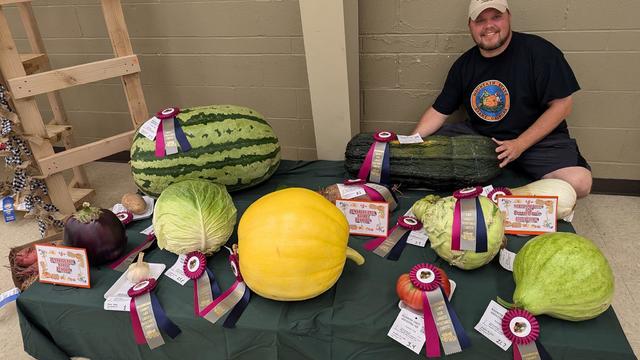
346;247;365;265
496;296;515;309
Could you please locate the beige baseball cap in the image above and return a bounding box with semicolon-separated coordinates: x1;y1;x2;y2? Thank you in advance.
468;0;509;21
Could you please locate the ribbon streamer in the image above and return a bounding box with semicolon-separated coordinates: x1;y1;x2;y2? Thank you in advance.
153;107;192;158
108;234;157;272
501;309;551;360
344;179;398;211
451;187;488;253
199;244;250;328
357;131;396;185
183;251;222;316
128;278;181;350
364;216;422;260
409;263;470;357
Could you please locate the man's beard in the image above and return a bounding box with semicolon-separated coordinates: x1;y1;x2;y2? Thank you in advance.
474;28;510;51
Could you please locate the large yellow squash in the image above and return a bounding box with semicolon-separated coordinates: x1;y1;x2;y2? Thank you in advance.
238;187;364;301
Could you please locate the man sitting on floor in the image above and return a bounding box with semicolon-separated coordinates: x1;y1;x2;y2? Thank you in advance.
412;0;592;197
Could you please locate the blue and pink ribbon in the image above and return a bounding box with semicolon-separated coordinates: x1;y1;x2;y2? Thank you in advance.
364;216;422;261
409;263;470;357
502;309;551;360
451;186;488;253
128;278;181;350
357;131;396;185
154;107;192;158
343;179;398;211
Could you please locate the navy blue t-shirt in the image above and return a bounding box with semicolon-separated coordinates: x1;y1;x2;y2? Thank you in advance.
433;32;580;139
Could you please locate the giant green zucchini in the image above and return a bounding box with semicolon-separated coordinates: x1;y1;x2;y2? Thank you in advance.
345;133;500;189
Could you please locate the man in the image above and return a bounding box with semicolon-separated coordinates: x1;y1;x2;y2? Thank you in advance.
412;0;592;197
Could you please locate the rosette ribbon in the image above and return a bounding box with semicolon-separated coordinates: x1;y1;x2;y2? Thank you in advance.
501;309;551;360
199;244;251;328
116;210;133;226
409;263;470;357
109;232;157;272
184;251;222;316
487;187;512;204
154;107;191;158
344;178;398;211
451;186;488;253
357;131;396;185
128;278;181;350
364;216;422;261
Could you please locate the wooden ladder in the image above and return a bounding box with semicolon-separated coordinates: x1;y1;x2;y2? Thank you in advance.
0;0;148;215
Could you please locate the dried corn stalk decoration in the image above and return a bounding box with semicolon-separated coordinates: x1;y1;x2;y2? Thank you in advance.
0;84;65;236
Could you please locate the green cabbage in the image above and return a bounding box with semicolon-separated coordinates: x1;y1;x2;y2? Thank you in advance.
412;195;504;270
153;180;237;255
509;232;614;321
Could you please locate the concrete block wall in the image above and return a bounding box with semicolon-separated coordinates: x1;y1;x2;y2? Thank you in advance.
4;0;316;161
2;0;639;179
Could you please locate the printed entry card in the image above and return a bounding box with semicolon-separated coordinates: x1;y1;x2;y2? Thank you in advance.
336;200;389;237
497;195;558;235
35;244;90;288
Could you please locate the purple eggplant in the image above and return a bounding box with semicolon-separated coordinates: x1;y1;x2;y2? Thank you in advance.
63;202;127;266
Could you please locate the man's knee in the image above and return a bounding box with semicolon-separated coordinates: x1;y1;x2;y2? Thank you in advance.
543;167;592;198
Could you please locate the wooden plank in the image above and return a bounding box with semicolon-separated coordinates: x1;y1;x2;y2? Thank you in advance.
8;55;141;99
16;2;45;52
70;187;95;205
37;130;135;177
20;53;47;74
101;0;149;127
0;6;74;214
16;2;91;187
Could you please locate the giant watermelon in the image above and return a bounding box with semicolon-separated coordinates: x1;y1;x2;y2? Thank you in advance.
130;105;280;197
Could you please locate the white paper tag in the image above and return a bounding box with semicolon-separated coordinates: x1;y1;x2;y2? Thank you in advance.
397;134;424;144
474;300;512;351
481;185;494;197
164;254;189;285
336;183;367;199
407;229;429;247
562;210;574;223
138;116;161;141
140;224;154;235
403;209;428;246
388;308;426;354
499;248;516;272
104;296;131;312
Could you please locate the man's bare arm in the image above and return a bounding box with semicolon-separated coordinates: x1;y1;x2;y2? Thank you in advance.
412;107;449;137
493;95;574;167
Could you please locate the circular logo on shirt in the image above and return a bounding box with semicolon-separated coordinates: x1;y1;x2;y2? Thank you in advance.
470;80;510;122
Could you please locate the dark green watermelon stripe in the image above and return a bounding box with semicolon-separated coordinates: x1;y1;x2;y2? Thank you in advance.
176;112;269;127
132;148;281;177
132;137;279;162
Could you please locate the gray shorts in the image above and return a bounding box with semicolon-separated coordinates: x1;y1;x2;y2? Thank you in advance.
435;123;591;179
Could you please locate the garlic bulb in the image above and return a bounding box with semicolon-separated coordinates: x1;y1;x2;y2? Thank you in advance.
126;252;150;283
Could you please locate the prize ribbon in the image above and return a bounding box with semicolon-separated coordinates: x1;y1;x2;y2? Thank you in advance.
128;278;181;350
364;216;422;260
154;107;191;158
502;309;551;360
343;178;398;211
451;186;488;253
357;131;396;185
409;263;470;357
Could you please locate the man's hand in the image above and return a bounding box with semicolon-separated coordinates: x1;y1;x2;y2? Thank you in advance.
492;137;526;168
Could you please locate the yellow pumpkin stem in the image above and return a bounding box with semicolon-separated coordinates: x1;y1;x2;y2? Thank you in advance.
346;247;365;265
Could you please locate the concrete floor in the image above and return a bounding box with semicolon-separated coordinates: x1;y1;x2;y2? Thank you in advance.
0;162;638;359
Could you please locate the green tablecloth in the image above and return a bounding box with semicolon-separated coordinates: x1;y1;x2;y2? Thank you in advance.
18;161;636;360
